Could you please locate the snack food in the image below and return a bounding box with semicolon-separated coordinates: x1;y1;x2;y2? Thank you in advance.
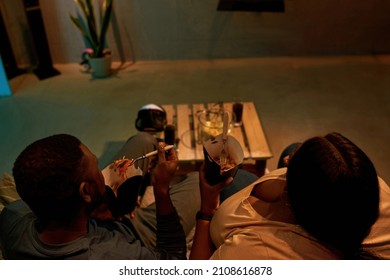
203;134;244;185
217;155;236;174
110;157;134;180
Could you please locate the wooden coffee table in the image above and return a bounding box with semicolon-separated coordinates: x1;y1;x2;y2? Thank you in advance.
161;101;273;177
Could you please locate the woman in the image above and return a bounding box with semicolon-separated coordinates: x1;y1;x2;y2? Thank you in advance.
189;132;380;259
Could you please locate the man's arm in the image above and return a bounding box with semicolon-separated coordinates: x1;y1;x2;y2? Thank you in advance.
151;143;186;259
152;144;177;215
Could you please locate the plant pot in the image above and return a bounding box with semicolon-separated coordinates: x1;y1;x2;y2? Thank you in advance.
88;55;112;78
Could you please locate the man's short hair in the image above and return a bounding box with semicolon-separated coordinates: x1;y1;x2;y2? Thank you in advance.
13;134;86;224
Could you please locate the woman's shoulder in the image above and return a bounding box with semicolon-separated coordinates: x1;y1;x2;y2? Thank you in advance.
250;168;287;202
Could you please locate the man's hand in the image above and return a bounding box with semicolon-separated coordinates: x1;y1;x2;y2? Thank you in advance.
151;142;179;215
151;143;179;191
90;201;115;221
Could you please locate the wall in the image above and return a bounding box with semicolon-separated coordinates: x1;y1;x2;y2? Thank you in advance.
1;0;390;66
0;0;35;67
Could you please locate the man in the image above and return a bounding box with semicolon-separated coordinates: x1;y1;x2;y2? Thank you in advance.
0;133;199;259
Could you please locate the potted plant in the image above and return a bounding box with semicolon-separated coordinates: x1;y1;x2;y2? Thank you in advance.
69;0;114;78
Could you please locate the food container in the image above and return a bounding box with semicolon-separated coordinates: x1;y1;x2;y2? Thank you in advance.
101;159;143;215
203;134;244;185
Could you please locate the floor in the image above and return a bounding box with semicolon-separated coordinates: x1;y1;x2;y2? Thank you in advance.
1;55;389;184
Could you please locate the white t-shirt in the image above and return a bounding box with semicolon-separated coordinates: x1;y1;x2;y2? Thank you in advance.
362;177;390;259
209;168;390;259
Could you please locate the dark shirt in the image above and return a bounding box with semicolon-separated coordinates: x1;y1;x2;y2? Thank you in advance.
0;200;186;260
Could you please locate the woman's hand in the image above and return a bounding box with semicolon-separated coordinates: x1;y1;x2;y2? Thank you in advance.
199;163;233;215
189;164;233;260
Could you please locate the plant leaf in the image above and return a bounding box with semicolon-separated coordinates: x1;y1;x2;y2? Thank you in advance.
73;0;98;48
85;0;98;45
96;0;113;57
70;0;113;58
69;13;98;51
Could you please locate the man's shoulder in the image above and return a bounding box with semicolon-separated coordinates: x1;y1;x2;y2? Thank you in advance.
0;199;34;222
0;200;35;240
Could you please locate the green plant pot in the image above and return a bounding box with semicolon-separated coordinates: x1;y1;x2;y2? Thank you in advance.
88;55;112;78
